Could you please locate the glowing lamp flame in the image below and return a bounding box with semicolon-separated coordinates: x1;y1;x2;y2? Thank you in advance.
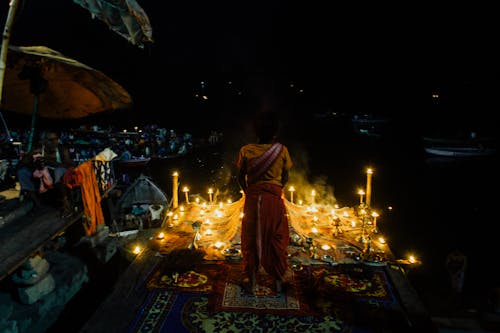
133;246;141;254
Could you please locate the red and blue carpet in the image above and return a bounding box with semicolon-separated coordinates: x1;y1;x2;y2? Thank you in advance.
129;261;411;332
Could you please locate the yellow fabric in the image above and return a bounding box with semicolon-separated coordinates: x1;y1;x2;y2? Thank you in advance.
236;143;292;186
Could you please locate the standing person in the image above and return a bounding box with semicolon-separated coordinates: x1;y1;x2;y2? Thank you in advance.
446;248;467;295
236;111;293;294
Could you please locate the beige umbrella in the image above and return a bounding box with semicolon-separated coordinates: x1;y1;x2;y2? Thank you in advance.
1;45;133;150
2;45;132;119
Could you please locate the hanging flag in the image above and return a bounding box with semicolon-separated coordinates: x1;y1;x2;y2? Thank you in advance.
72;0;154;48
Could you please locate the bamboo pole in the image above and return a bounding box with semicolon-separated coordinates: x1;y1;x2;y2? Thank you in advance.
0;0;20;142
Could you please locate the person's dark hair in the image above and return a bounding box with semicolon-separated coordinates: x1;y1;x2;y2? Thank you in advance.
253;111;280;143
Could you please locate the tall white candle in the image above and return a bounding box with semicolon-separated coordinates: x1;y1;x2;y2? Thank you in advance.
358;189;365;204
289;185;295;203
371;211;379;233
366;168;373;206
172;172;179;209
208;188;213;204
183;186;190;203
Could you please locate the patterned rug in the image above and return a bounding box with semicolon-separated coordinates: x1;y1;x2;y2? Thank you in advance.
127;290;347;333
209;263;316;316
312;264;393;301
134;261;410;332
310;264;409;330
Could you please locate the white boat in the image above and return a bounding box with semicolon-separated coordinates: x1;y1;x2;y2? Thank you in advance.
422;134;496;146
424;146;497;157
117;157;151;166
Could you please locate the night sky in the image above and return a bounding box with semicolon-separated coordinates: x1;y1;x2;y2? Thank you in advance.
2;1;500;128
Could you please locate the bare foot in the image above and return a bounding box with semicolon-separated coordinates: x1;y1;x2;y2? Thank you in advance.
242;273;257;295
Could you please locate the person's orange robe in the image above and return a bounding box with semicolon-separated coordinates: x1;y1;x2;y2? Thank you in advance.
237;143;293;281
241;183;290;281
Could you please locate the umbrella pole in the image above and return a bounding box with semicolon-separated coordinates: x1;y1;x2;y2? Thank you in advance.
0;0;20;142
26;94;38;153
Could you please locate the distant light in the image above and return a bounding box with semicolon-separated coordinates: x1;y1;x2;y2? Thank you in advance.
202;95;208;100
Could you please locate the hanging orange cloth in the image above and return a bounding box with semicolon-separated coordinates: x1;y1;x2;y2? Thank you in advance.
75;160;105;236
